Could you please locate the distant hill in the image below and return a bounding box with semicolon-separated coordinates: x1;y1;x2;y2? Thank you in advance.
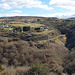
68;17;75;19
0;16;58;22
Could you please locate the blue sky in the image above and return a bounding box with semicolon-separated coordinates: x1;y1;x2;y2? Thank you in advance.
0;0;75;18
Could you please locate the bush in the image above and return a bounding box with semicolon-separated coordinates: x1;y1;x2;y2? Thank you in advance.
23;26;30;31
28;63;50;75
0;64;4;72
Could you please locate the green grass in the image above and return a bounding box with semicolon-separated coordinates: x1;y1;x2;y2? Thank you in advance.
38;35;66;43
34;30;55;35
49;35;66;40
9;23;45;28
4;28;13;30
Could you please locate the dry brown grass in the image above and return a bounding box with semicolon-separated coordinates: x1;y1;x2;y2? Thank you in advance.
0;65;30;75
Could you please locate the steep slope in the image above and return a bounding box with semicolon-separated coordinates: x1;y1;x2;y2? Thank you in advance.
0;32;68;73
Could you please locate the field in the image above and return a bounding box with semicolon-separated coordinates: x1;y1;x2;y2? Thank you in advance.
9;22;45;27
4;28;13;30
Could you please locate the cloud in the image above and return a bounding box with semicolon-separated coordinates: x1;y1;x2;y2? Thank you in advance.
49;0;75;11
11;10;22;13
0;0;53;10
35;12;75;18
0;3;11;9
0;12;75;18
0;13;28;17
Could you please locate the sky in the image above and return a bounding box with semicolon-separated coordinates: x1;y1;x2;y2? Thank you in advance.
0;0;75;18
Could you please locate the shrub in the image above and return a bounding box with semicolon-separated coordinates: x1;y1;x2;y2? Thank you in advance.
28;63;50;75
23;26;30;31
1;58;8;65
0;64;4;72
